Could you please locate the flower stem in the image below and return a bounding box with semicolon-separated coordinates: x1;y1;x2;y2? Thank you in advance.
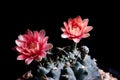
73;42;77;51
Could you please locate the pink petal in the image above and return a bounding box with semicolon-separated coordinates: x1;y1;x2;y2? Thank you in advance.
39;29;46;38
17;55;27;60
23;34;30;42
25;48;33;54
63;22;69;31
36;42;40;51
61;27;66;32
84;26;93;33
27;29;33;36
68;21;72;29
68;18;72;23
18;35;26;41
82;33;90;38
16;47;24;53
26;30;34;41
39;51;46;57
83;19;89;27
75;16;82;23
15;40;25;47
44;43;53;50
43;36;49;44
25;58;33;65
61;33;69;38
21;52;31;56
34;31;39;40
73;38;81;43
30;49;37;54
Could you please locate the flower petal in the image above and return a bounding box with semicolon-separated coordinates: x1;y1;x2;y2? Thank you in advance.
84;26;93;33
23;34;31;43
27;29;33;36
43;36;49;44
34;31;39;40
82;33;90;38
25;58;33;65
16;47;24;53
39;51;46;57
61;27;66;32
15;40;25;47
61;33;69;38
35;42;40;51
44;43;53;50
73;38;81;43
75;16;82;23
63;22;69;31
82;18;89;27
18;35;26;41
21;52;31;56
17;55;27;60
39;29;46;38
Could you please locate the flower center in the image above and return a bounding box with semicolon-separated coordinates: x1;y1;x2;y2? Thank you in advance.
29;43;36;49
70;27;81;36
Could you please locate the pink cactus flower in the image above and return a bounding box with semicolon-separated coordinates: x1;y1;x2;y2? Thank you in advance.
15;29;53;65
61;16;93;43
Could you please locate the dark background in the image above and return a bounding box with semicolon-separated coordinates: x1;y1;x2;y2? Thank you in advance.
1;6;120;79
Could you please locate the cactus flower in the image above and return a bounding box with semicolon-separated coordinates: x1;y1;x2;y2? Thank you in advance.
15;29;53;65
61;16;93;43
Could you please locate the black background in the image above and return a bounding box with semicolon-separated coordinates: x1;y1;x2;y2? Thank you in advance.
1;4;120;79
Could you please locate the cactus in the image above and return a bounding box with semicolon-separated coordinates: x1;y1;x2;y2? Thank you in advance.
19;45;102;80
